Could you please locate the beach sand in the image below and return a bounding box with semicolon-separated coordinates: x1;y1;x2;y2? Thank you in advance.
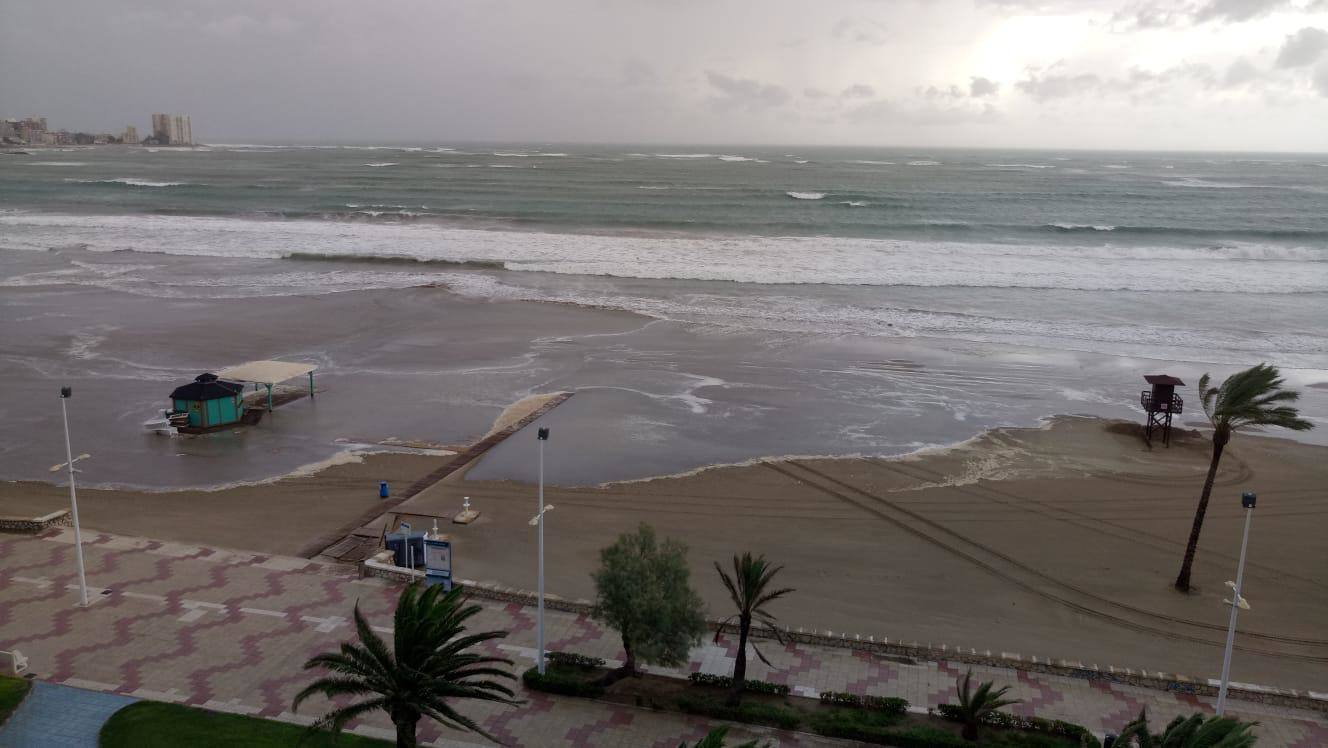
7;415;1325;690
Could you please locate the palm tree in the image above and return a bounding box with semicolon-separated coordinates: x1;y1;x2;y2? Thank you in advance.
1115;708;1258;747
952;670;1020;741
293;583;521;748
714;552;794;707
1174;363;1312;592
679;726;770;747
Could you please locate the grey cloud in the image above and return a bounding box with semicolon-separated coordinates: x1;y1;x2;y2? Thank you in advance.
1314;64;1328;95
841;83;876;99
1195;0;1288;22
921;84;966;100
845;98;998;126
1114;0;1315;29
1016;72;1104;100
803;87;831;99
832;17;889;46
1223;58;1262;86
705;70;791;110
1016;64;1219;100
1276;27;1328;67
969;76;1000;97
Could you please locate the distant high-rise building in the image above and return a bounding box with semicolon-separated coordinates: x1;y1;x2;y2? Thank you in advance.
150;113;193;145
123;125;138;144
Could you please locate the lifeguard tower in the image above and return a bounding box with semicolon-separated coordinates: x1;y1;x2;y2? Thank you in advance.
1141;375;1184;447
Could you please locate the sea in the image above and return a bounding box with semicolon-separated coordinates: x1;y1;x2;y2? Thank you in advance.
2;144;1326;487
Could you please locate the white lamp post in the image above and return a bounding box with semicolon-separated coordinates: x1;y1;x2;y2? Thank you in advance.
1215;491;1256;716
49;387;90;607
533;426;551;674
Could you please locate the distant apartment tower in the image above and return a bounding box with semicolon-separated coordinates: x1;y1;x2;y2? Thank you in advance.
123;125;138;144
151;113;192;145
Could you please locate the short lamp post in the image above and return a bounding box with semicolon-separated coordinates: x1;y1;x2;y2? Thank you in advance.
1216;491;1256;716
50;387;90;607
532;426;552;675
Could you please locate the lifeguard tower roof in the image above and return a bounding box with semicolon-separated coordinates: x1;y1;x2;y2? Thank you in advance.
218;360;317;385
1144;374;1185;387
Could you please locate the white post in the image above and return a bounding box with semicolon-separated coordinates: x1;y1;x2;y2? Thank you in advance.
537;435;546;675
60;395;89;607
1216;502;1254;715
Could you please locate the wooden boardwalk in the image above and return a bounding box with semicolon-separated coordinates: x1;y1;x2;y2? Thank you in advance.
298;392;574;560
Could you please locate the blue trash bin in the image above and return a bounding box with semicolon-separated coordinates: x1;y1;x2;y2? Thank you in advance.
379;481;389;499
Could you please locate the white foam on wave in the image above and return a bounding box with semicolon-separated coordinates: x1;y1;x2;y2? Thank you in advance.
787;191;826;200
908;160;941;166
718;155;755;162
363;162;398;167
25;162;88;167
493;152;530;157
1048;223;1116;231
986;163;1054;169
793;160;810;164
847;160;895;166
841;201;868;207
4;213;1324;297
65;178;189;187
655;153;714;159
1162;177;1244;189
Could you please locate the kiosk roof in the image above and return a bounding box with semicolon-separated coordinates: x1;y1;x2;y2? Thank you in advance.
217;360;317;385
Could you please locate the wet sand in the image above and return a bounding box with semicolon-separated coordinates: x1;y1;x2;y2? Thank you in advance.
394;416;1328;690
8;415;1324;690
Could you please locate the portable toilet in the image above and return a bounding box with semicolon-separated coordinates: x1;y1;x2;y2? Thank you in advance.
169;373;245;429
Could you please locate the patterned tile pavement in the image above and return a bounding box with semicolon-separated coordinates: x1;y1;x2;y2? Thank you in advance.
1;528;1324;747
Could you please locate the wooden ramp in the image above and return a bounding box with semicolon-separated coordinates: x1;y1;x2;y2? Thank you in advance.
301;392;574;560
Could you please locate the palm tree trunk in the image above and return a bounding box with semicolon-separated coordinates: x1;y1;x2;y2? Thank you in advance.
392;709;419;748
962;720;979;741
1175;435;1227;593
727;615;750;707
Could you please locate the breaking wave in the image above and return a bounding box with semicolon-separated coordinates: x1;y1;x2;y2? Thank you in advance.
787;192;826;200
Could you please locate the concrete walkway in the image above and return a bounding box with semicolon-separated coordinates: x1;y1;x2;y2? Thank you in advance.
0;681;136;747
0;528;1324;747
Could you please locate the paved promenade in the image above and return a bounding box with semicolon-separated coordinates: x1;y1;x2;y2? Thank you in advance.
1;528;1324;747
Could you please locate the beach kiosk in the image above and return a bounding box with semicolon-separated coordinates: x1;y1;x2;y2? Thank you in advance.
170;373;246;430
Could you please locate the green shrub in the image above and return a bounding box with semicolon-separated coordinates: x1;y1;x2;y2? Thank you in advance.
807;708;909;740
675;693;801;730
687;672;791;696
521;666;606;698
818;690;909;715
934;704;1099;747
0;676;32;728
809;716;968;748
545;651;605;670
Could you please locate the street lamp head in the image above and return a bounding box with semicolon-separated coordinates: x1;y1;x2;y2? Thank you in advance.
60;386;72;398
1241;492;1256;509
537;427;549;441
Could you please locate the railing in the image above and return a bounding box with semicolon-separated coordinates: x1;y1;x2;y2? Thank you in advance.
1141;391;1183;414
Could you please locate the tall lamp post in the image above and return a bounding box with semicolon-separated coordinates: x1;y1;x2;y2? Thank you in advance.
534;426;551;675
50;387;90;607
1216;491;1256;716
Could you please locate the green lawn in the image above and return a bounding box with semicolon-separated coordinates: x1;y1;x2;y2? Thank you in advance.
0;675;32;727
99;701;393;747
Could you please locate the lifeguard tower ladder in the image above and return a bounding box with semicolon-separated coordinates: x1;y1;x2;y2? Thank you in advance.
1141;374;1185;447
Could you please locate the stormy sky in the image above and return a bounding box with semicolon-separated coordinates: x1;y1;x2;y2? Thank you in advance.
3;0;1327;150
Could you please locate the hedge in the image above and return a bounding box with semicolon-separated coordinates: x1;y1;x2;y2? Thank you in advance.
818;690;909;715
545;651;605;670
522;666;606;699
675;693;801;730
687;672;791;696
934;705;1100;747
810;717;969;748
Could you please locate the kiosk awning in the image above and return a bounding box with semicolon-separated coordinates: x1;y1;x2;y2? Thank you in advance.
217;360;317;385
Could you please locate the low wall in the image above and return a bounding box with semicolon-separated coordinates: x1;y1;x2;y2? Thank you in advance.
0;510;71;534
361;554;1327;714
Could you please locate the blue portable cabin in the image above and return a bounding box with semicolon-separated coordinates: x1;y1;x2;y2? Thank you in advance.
170;373;245;428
